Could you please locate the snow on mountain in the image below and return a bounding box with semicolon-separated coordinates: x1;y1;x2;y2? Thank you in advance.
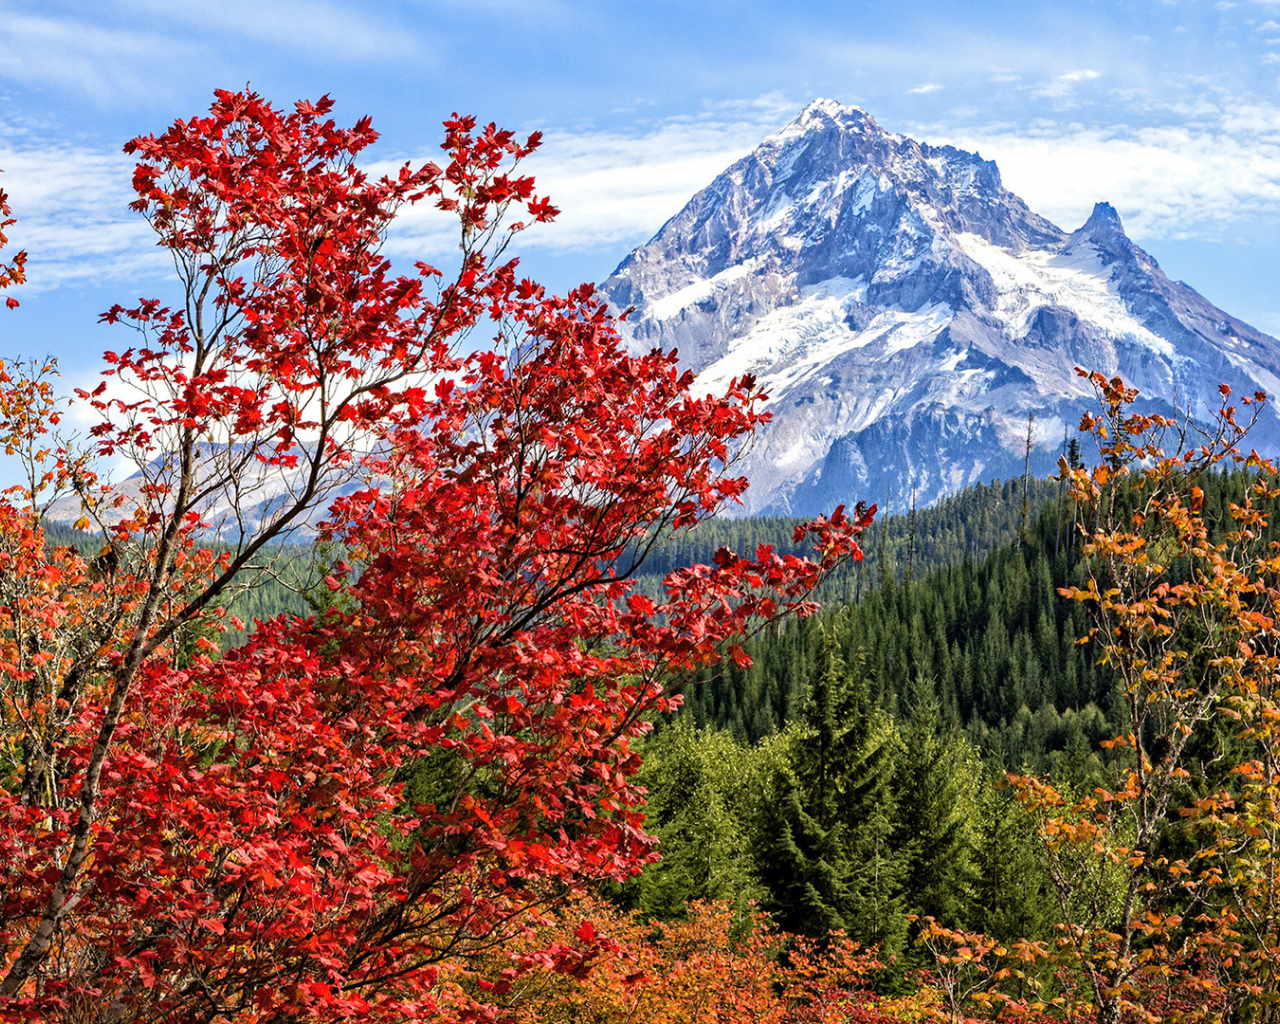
43;443;376;540
601;100;1280;515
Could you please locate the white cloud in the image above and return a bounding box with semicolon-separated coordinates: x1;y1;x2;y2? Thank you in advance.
0;1;418;102
412;0;567;14
0;11;188;102
6;93;1280;307
118;0;418;62
383;94;1280;271
379;105;796;262
909;84;944;95
988;66;1022;83
1033;69;1103;98
0;102;784;289
933;111;1280;241
0;139;162;291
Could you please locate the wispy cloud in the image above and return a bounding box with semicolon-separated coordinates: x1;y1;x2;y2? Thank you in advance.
7;91;1279;303
909;84;944;95
412;0;568;15
0;11;189;102
381;103;798;262
0;1;418;102
0;102;788;290
382;92;1280;276
935;105;1280;240
0;138;160;291
1033;68;1103;98
118;0;418;62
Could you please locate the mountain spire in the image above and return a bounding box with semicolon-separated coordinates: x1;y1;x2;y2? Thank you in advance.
1081;201;1125;235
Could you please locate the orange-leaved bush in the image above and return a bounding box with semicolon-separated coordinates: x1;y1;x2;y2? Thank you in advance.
1004;370;1272;1024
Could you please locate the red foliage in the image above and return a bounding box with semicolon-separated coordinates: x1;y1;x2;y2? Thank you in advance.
477;896;897;1024
0;92;868;1022
0;181;24;307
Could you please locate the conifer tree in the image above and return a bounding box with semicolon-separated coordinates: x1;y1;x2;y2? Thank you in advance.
894;674;979;927
754;627;858;938
633;724;760;920
839;645;909;955
972;781;1056;942
754;623;910;951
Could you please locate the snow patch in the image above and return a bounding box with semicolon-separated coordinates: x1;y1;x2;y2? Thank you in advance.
956;233;1176;359
850;172;878;215
649;262;754;321
758;190;795;233
693;281;952;411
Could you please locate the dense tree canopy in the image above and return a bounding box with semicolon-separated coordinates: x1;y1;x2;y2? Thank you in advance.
0;92;867;1022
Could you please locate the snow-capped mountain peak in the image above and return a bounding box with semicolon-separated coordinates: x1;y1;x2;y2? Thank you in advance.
601;101;1280;515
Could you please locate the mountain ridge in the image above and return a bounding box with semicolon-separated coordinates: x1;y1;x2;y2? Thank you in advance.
600;100;1280;515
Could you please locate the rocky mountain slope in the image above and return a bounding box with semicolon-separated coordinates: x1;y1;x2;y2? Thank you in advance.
600;99;1280;515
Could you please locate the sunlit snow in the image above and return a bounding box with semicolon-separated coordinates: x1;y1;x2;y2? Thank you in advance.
649;262;754;320
955;232;1176;358
693;273;952;412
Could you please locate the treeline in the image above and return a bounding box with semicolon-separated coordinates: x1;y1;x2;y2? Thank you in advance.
40;521;315;648
40;474;1067;653
670;467;1270;764
671;507;1115;765
630;476;1068;602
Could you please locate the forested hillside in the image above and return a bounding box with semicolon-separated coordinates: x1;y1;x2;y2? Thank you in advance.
625;464;1280;979
630;475;1066;602
670;484;1107;758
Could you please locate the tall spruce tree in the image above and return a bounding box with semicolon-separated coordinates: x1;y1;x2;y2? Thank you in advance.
755;623;909;951
894;674;979;927
839;650;909;955
755;627;858;937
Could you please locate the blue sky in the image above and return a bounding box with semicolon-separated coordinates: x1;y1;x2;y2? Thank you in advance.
2;0;1280;417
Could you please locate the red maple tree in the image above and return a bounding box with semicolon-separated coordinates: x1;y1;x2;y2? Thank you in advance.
0;91;870;1022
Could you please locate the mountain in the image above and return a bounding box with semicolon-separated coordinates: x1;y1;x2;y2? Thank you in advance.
43;443;374;540
600;99;1280;515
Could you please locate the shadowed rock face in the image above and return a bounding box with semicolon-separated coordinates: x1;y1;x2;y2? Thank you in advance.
600;100;1280;516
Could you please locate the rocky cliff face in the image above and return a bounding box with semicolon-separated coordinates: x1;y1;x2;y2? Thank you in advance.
601;100;1280;515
